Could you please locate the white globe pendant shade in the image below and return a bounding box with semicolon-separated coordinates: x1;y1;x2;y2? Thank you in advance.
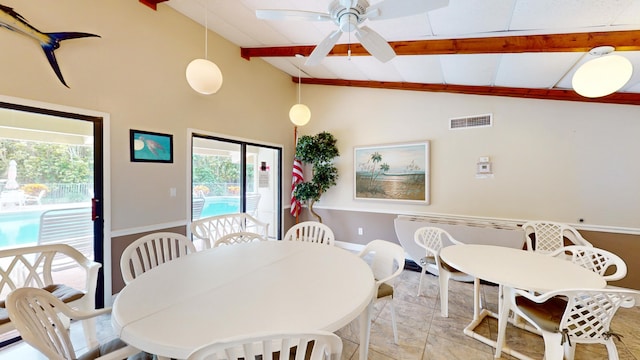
186;58;223;95
289;103;311;126
572;54;633;98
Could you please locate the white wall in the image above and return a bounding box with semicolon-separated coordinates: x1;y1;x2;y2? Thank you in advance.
298;85;640;230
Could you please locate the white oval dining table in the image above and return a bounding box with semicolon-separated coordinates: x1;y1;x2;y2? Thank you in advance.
112;240;375;360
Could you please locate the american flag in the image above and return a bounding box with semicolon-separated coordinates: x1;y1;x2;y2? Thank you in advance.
290;158;304;217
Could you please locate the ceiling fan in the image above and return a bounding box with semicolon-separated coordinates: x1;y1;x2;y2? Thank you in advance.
256;0;449;66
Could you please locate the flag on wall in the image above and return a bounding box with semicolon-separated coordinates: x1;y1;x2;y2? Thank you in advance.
290;158;304;217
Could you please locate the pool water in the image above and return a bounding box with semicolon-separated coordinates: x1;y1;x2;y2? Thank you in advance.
200;197;240;218
1;199;239;248
0;210;43;248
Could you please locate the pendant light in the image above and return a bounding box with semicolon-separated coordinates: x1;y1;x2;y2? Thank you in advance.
572;46;633;98
289;58;311;126
186;0;223;95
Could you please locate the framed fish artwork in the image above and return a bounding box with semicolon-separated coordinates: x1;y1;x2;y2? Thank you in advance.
130;129;173;163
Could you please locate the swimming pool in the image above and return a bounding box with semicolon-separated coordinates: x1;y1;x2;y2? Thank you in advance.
0;199;238;248
0;210;44;248
200;196;240;218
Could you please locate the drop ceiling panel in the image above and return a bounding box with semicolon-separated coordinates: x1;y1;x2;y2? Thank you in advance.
613;1;640;24
394;56;444;83
429;0;516;35
364;13;433;41
441;54;501;86
510;0;634;30
350;57;403;82
318;58;370;81
495;53;583;89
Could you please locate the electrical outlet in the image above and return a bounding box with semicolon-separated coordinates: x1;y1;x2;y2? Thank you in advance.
357;227;363;235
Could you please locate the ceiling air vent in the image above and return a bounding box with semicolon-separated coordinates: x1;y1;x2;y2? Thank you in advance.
449;113;493;130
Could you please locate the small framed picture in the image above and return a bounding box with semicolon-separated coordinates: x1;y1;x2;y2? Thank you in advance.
130;129;173;163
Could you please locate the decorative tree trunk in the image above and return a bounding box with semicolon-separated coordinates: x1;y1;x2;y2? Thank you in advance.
308;200;322;223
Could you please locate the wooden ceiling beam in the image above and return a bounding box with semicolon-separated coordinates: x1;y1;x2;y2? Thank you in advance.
242;30;640;105
241;30;640;59
298;77;640;106
139;0;168;11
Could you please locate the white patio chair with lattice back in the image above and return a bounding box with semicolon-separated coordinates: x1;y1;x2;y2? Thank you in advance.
6;287;142;360
282;221;335;245
213;231;268;247
120;232;197;285
187;330;343;360
190;213;270;250
414;226;478;318
510;287;640;360
522;221;592;254
549;245;627;282
358;239;405;344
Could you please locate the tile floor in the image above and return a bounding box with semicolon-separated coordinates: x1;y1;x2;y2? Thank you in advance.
2;268;639;359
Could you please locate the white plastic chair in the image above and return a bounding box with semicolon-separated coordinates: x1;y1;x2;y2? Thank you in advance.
187;330;343;360
213;231;267;247
0;244;101;348
282;221;335;245
414;226;477;318
190;213;270;250
358;239;405;344
549;245;627;282
510;287;639;360
522;221;592;254
6;287;141;360
120;232;197;285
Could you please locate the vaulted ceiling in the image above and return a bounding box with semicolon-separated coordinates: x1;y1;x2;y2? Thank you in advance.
145;0;640;105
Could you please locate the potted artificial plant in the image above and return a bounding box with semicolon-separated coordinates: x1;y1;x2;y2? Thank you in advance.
293;131;339;223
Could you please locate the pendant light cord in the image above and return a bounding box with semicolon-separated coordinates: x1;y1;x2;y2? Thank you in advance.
297;66;301;103
204;1;208;60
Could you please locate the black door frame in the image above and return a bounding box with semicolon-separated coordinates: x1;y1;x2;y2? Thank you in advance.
0;101;106;308
191;132;283;239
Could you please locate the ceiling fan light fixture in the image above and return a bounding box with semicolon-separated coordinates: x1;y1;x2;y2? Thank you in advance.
572;47;633;98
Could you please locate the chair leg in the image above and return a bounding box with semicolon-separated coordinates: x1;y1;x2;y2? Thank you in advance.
389;297;398;344
541;332;564;360
604;340;620;360
81;317;99;349
564;341;577;360
417;266;425;296
439;268;451;317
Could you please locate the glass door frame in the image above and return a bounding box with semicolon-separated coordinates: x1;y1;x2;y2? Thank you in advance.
0;95;111;308
187;128;283;240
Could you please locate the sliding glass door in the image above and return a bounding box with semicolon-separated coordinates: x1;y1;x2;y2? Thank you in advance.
191;134;281;240
0;100;104;346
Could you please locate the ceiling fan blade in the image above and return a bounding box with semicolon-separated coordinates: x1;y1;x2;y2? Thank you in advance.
354;26;396;63
256;9;331;22
366;0;449;20
305;30;343;66
339;0;357;8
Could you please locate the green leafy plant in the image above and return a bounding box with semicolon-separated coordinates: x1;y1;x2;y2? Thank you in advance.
293;131;339;222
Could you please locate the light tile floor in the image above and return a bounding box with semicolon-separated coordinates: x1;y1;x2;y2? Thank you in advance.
2;268;639;359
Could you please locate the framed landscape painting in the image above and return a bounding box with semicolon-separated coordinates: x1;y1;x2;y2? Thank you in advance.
130;129;173;163
354;141;430;204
